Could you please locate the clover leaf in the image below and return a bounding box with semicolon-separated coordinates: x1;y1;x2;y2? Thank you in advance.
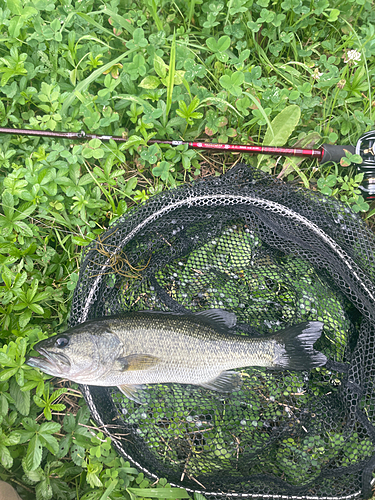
219;71;244;97
206;35;231;62
152;161;173;181
140;144;161;164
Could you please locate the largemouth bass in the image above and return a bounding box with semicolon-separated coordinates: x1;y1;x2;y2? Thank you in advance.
26;309;327;403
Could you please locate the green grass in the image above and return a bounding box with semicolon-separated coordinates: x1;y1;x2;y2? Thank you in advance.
0;0;375;498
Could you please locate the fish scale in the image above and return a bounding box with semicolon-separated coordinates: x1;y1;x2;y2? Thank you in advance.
107;315;272;384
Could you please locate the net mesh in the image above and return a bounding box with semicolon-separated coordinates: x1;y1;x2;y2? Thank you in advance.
69;164;375;499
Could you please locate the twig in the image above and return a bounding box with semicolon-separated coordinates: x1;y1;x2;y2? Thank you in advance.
9;478;35;494
188;475;207;489
180;447;192;482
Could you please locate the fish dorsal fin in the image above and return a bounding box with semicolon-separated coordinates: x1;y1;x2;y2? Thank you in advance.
139;308;236;332
117;384;149;404
115;354;160;372
199;370;242;393
194;309;237;331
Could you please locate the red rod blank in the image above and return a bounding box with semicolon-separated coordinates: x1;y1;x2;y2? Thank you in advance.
0;127;324;160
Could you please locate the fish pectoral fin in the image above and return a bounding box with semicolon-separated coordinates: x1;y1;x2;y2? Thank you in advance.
116;354;160;372
117;384;149;404
199;371;242;393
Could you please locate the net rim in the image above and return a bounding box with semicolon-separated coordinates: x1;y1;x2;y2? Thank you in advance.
77;193;375;325
70;166;375;499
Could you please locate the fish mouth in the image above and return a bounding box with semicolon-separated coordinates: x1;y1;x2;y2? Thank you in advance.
26;347;71;376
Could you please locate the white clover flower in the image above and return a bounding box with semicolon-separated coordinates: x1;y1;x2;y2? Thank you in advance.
343;49;361;65
312;68;323;80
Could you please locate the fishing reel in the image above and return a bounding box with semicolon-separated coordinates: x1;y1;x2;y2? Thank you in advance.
356;130;375;201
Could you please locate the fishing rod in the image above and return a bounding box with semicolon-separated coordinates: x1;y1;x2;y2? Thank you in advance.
0;126;374;200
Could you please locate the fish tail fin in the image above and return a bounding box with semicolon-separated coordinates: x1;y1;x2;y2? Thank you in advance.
273;321;327;370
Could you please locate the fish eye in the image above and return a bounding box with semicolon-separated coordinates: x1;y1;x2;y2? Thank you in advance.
55;336;69;348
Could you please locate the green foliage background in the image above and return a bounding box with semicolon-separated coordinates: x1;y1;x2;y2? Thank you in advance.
0;0;374;497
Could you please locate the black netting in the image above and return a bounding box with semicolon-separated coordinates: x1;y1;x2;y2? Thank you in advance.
69;164;375;499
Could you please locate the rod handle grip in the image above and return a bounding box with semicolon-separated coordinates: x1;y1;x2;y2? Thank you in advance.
320;144;355;164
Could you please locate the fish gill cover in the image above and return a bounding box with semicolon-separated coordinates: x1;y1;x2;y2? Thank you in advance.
68;164;375;500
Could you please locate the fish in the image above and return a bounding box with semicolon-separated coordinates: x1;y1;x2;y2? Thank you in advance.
26;309;327;404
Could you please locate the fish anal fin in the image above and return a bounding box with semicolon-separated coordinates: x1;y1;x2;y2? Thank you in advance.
116;354;160;372
200;370;242;393
117;384;149;404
